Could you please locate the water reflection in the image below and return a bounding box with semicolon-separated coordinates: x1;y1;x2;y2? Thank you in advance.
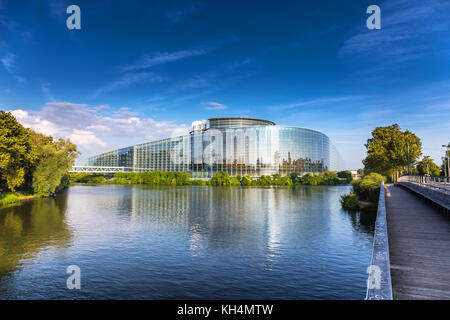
0;185;375;299
0;192;73;276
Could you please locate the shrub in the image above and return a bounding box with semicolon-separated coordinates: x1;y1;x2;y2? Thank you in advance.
240;176;253;186
337;170;353;183
353;172;386;202
0;193;20;206
190;179;206;186
340;193;361;211
300;173;324;185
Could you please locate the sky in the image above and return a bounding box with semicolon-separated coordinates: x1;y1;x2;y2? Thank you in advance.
1;0;449;168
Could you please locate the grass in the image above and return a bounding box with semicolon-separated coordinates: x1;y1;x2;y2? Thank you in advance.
0;191;40;206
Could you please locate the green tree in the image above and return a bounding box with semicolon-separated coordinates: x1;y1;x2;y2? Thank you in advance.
239;176;252;186
0;111;38;191
300;173;324;185
337;170;353;183
210;171;232;186
31;132;79;196
416;156;441;176
363;124;422;181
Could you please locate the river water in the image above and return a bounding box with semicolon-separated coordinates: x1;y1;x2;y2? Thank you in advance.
0;184;375;299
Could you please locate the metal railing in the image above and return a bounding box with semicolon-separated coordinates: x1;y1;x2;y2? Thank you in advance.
365;181;393;300
398;175;450;195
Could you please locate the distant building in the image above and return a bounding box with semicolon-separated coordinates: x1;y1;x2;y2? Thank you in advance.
88;117;343;178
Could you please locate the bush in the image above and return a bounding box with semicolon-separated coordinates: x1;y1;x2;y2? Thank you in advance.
353;172;386;202
240;176;253;186
190;179;206;186
340;193;361;211
300;173;324;185
337;170;353;183
0;193;20;206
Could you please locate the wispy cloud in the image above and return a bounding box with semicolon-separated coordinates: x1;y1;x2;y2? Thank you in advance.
41;83;55;101
201;101;227;110
92;72;164;98
1;52;26;84
267;96;366;110
48;0;70;20
122;36;239;72
123;50;207;72
1;52;15;73
147;0;204;24
340;0;450;73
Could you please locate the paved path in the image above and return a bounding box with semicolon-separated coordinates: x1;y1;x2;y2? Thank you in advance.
385;184;450;299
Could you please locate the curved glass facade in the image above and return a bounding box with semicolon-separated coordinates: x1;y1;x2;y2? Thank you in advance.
88;119;343;177
209;117;275;129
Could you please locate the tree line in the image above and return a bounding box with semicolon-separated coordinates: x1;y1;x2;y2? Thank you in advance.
0;111;79;199
70;170;354;187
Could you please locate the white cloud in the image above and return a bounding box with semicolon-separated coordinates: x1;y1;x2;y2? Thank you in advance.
9;102;189;164
10;109;59;136
201;101;227;110
69;129;107;149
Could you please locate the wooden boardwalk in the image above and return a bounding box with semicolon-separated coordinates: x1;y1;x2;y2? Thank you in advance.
385;184;450;299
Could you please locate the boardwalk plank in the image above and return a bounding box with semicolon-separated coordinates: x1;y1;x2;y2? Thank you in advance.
385;184;450;300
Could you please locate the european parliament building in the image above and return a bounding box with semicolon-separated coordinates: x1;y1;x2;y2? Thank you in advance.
87;117;343;178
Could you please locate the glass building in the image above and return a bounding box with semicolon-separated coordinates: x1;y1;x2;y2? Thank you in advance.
87;117;343;178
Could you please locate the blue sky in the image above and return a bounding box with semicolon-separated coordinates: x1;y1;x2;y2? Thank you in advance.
1;0;449;168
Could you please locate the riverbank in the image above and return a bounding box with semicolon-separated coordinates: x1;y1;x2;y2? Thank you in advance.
70;170;354;187
340;173;386;212
0;191;41;207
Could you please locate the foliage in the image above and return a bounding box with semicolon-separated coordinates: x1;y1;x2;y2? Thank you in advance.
31;132;79;196
69;173;105;183
352;172;386;202
0;193;20;206
0;191;39;206
363;124;422;180
300;173;323;185
340;193;360;211
0;111;36;191
239;176;253;186
337;170;353;183
190;179;207;186
416;156;441;176
113;171;191;185
72;170;355;187
0;111;79;195
210;171;234;186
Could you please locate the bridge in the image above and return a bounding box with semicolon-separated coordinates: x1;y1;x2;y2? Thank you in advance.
367;175;450;300
69;166;133;174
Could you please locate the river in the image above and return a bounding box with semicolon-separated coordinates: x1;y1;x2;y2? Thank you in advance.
0;184;375;299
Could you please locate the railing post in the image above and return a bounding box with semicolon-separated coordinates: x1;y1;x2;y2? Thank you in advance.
365;180;393;300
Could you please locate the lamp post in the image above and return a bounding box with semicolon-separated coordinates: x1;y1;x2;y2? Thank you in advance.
407;143;410;176
442;157;447;181
443;144;450;183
